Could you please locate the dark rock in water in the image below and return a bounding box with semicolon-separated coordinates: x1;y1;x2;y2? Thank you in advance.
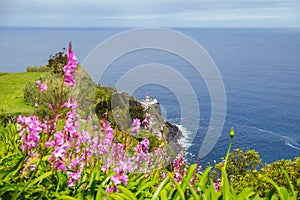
165;121;184;155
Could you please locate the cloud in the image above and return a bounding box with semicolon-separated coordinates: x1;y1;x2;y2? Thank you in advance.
0;0;299;27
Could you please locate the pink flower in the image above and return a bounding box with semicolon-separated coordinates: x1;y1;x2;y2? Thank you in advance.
36;80;41;85
134;138;149;154
173;153;188;183
131;118;141;133
54;161;66;172
146;113;151;119
17;115;42;152
106;185;115;193
93;125;98;131
67;170;81;187
63;42;78;87
105;124;113;134
214;178;221;192
48;104;54;111
40;83;47;92
86;116;92;121
111;172;128;185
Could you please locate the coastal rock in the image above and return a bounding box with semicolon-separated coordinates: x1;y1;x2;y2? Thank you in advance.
165;121;184;155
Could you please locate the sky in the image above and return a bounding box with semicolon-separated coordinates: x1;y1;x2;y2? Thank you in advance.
1;0;300;28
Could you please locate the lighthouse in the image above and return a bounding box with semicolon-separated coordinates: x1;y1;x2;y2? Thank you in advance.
140;93;158;110
145;93;150;102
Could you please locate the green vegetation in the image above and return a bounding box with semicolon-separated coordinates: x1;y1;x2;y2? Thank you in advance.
26;66;49;72
0;72;45;114
1;70;299;199
0;48;299;199
0;121;299;199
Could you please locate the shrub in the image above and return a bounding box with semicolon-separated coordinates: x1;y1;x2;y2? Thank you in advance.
46;48;67;75
26;66;49;72
23;73;72;118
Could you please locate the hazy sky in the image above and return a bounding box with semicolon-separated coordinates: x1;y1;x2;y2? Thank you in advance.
1;0;300;28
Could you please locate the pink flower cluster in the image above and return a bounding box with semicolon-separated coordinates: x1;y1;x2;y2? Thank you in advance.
17;46;174;190
142;113;151;129
89;120;170;192
63;44;78;87
46;99;92;187
17;115;42;153
131;118;141;134
36;80;47;92
134;138;149;154
214;178;221;192
173;153;188;183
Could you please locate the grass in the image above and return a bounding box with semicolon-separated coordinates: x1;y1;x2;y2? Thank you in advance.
0;72;46;114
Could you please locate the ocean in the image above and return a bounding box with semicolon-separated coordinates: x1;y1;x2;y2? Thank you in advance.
1;27;299;164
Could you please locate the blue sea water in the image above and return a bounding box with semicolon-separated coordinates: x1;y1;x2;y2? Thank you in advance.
0;27;299;164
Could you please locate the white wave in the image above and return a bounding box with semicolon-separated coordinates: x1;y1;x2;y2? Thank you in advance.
283;136;300;151
240;124;300;151
173;124;194;148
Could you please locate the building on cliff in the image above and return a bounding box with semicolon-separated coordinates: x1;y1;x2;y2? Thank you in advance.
140;93;158;110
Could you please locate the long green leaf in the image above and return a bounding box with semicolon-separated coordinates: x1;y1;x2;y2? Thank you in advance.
110;192;133;200
181;164;197;193
160;189;168;200
267;178;289;200
197;166;212;191
118;185;137;200
87;168;97;195
27;171;52;188
0;152;19;165
168;172;185;200
58;195;77;200
181;178;200;200
0;182;16;196
101;172;114;187
135;180;158;196
281;167;297;198
151;176;170;200
221;167;230;200
95;185;106;200
236;187;255;200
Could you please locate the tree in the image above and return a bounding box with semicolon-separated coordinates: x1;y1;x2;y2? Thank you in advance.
46;48;67;75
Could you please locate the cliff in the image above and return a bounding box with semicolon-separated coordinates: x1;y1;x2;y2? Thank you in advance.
165;121;185;155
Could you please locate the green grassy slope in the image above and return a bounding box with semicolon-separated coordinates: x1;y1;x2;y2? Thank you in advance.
0;72;45;114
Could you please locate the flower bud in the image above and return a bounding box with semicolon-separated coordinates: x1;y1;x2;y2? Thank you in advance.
230;127;235;137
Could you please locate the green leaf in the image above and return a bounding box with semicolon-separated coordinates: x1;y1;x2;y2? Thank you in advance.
267;188;276;199
181;178;200;200
181;164;197;192
0;181;16;196
87;168;97;194
160;189;168;200
267;178;290;200
168;172;185;200
110;192;133;200
58;195;77;200
197;166;212;191
281;167;297;198
236;187;255;200
151;176;170;200
221;167;231;200
27;171;52;188
118;185;137;200
0;169;14;180
95;186;106;200
101;172;114;187
135;180;158;196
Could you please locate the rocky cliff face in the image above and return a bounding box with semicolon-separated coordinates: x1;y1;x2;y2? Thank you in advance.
165;121;184;155
139;96;185;155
